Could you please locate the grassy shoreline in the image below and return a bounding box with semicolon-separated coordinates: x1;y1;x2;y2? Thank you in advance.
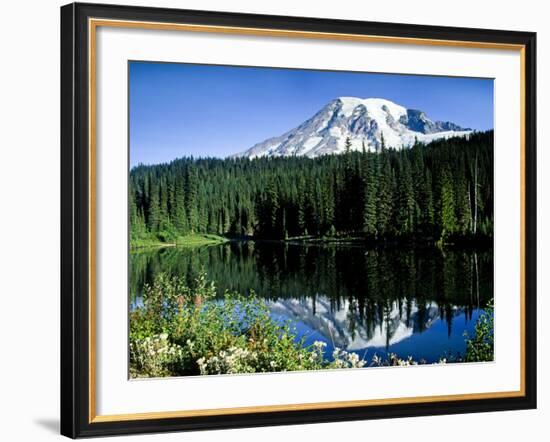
131;233;228;250
131;233;492;252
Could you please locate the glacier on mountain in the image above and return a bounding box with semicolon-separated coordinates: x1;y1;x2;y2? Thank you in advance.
234;97;472;158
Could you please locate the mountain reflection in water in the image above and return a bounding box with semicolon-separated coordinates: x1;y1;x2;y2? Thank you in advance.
130;241;492;363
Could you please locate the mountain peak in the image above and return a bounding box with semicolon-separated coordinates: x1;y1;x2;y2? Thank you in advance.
234;96;472;159
335;96;407;119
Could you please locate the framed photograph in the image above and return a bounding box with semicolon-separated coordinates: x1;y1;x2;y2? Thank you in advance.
60;2;536;438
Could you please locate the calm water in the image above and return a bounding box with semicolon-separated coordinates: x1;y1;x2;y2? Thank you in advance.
130;241;493;363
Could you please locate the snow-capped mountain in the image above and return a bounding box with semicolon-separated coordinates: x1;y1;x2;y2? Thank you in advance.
234;97;472;158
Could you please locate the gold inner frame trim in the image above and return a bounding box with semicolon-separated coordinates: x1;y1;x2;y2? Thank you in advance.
88;17;527;424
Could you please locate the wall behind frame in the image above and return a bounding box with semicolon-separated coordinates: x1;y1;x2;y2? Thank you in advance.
0;0;545;441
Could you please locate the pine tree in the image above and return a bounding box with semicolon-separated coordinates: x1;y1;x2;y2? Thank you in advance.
362;149;378;236
129;180;146;240
159;176;170;231
265;177;280;237
376;150;393;236
379;131;386;152
173;174;187;233
303;175;316;237
342;137;356;232
147;174;160;233
184;164;198;233
345;136;352;154
322;174;335;234
456;160;472;235
394;154;415;235
411;143;425;227
423;169;435;231
440;167;457;239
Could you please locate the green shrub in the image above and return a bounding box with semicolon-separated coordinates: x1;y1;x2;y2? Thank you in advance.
464;300;494;362
129;333;185;378
130;272;330;377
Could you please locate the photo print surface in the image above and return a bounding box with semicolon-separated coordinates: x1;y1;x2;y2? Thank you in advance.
128;61;494;378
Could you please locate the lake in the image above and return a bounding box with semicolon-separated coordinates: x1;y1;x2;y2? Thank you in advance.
130;241;493;363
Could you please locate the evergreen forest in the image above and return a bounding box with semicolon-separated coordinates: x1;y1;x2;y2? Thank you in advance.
130;131;493;246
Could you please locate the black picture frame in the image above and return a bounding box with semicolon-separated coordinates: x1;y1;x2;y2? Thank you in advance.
61;2;537;438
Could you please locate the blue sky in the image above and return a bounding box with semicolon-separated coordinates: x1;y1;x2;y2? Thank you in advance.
129;61;493;166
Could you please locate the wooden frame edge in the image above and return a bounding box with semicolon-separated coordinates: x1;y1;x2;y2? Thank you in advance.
89;17;525;50
61;2;537;437
90;390;526;423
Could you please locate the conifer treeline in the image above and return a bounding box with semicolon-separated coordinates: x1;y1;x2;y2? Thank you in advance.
130;131;493;243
